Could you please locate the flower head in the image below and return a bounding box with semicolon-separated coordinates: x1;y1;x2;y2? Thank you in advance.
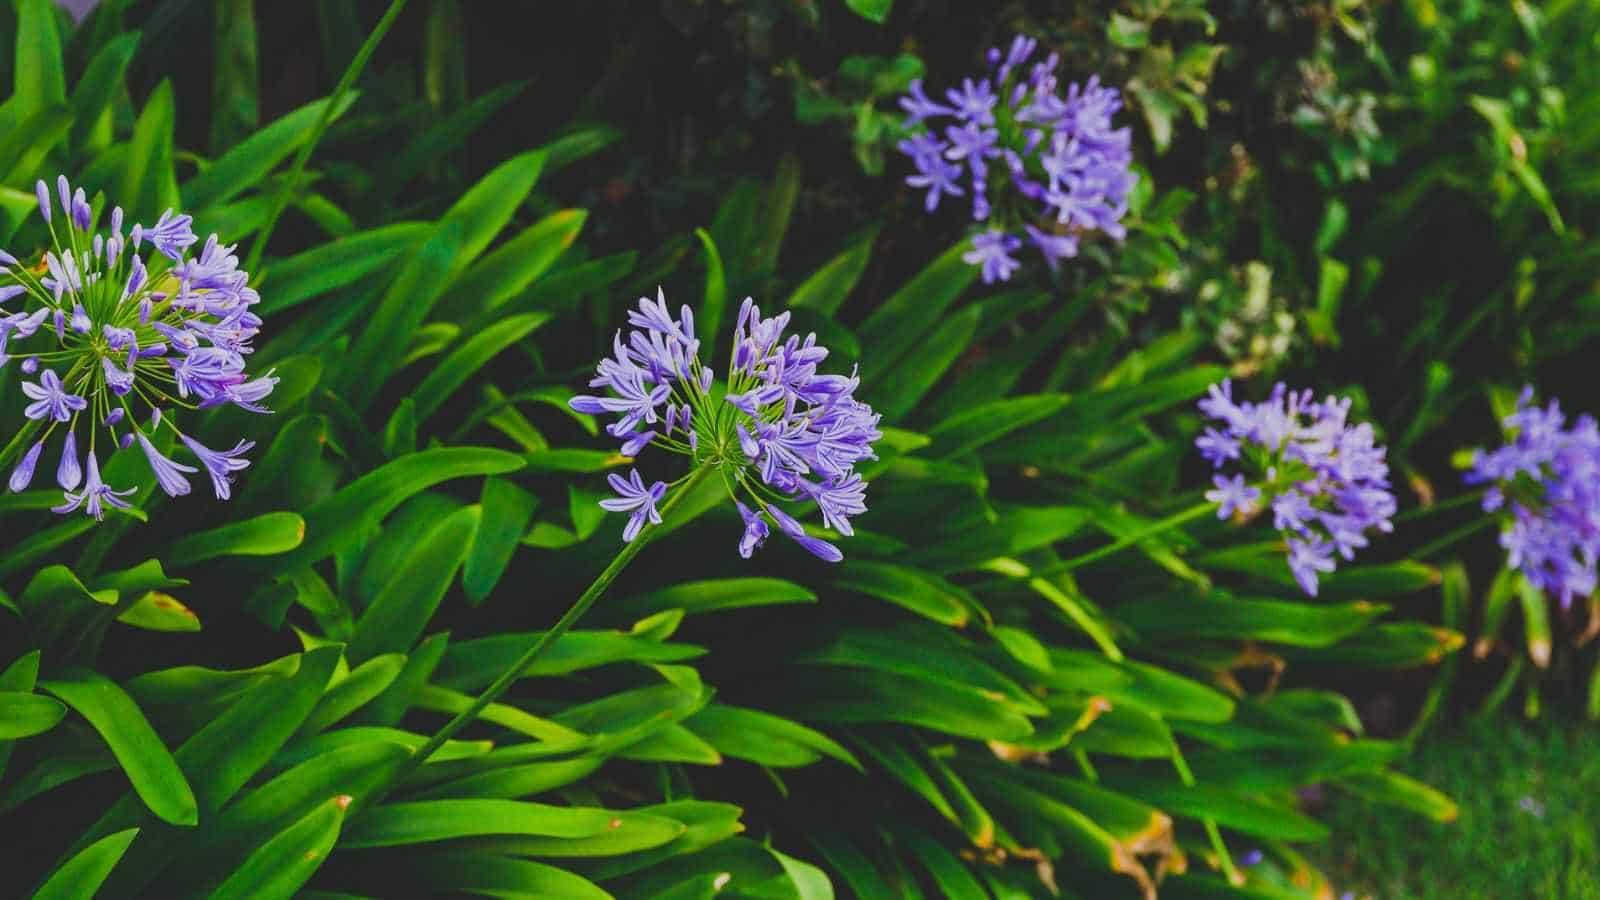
571;290;881;560
1197;380;1397;596
1466;389;1600;606
896;36;1135;282
0;175;272;518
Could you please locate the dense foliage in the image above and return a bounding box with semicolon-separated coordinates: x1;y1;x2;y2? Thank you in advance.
0;1;1592;898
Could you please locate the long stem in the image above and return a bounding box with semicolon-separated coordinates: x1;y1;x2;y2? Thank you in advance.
1413;515;1499;560
1168;739;1240;885
243;0;410;275
1041;500;1218;577
1393;488;1484;523
403;463;715;771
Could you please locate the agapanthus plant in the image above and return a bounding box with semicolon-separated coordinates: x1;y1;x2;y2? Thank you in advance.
1197;380;1397;596
896;34;1136;283
571;290;881;560
1466;389;1600;606
0;176;273;519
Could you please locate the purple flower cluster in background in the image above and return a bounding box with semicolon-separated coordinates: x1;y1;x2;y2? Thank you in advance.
1;176;274;519
572;289;881;560
1198;380;1397;596
896;35;1136;283
1466;389;1600;606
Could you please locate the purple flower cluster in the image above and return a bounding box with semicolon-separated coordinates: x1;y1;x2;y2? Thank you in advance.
0;176;273;519
1198;380;1397;596
896;35;1136;283
1466;389;1600;606
571;289;881;560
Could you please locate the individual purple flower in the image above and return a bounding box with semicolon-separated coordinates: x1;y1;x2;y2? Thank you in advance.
136;433;196;497
52;451;134;521
1206;473;1261;519
1466;389;1600;607
600;469;667;543
144;209;197;260
1197;379;1397;596
21;369;88;422
898;79;952;126
57;431;81;490
8;440;43;492
0;175;271;520
179;435;254;501
767;505;844;563
904;144;964;213
1287;539;1337;597
962;230;1022;284
736;501;769;559
571;290;881;559
896;36;1136;280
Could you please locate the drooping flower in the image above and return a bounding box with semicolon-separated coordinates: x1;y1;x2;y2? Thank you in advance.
895;35;1136;283
571;289;882;560
1197;379;1397;596
1466;389;1600;606
0;175;274;518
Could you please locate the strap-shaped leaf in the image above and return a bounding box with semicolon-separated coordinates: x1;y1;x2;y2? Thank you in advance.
40;669;197;826
31;828;140;900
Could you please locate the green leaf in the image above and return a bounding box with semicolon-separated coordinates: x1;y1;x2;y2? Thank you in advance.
784;668;1034;741
926;394;1074;460
183;93;356;209
685;704;860;770
857;241;976;384
120;79;178;219
208;795;348;900
0;691;67;739
412;313;550;423
297;654;406;736
441;208;585;323
787;229;876;315
604;577;817;621
464;477;539;604
1335;770;1458;823
435;630;704;690
40;669;198;825
13;0;66;122
55;648;342;895
166;741;410;897
30;828;140;900
844;0;891;24
1107;12;1150;48
274;446;523;573
694;228;728;345
830;562;972;626
1116;594;1387;647
166;512;304;566
1107;779;1328;841
523;448;626;473
342;799;649;848
348;505;480;662
341;151;547;409
257;223;430;316
394;852;612;899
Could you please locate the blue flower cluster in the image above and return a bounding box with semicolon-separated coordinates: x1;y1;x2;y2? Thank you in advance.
1467;389;1600;606
1198;380;1397;596
896;35;1136;283
1;176;273;518
572;290;881;560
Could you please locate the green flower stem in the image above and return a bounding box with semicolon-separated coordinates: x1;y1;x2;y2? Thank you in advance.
1168;739;1240;885
243;0;410;275
1393;488;1485;523
1041;499;1219;577
402;462;715;773
1413;515;1499;561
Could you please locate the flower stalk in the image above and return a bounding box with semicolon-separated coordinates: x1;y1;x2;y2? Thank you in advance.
403;462;715;771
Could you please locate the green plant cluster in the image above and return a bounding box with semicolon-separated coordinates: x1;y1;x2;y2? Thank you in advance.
3;0;1596;898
